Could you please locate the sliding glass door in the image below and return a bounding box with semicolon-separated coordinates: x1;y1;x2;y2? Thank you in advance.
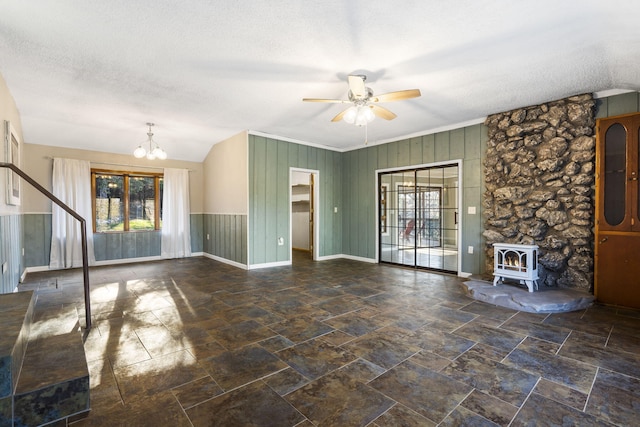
379;164;459;273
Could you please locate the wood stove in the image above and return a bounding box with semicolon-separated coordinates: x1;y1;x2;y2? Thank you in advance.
493;243;539;292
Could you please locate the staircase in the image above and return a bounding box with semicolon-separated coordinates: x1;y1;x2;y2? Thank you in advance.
0;291;90;427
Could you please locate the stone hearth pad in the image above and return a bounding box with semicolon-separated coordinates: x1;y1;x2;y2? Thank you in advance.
461;280;594;313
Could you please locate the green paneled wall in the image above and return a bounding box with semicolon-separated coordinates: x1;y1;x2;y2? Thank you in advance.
341;123;488;274
202;214;246;265
1;215;22;293
595;91;640;118
248;135;343;265
23;213;204;266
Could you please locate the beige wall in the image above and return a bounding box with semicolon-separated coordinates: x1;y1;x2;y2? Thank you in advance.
0;73;23;215
21;143;204;213
202;131;248;214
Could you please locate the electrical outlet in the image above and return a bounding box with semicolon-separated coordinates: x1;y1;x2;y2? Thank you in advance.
334;207;338;213
206;234;210;240
278;237;284;246
468;206;476;215
468;246;474;254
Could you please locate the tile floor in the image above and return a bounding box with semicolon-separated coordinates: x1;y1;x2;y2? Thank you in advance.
20;253;640;426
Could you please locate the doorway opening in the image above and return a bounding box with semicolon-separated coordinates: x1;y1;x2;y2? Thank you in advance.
378;163;460;273
291;169;318;262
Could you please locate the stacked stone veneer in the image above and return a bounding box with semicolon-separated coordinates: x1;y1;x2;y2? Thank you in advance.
482;94;596;291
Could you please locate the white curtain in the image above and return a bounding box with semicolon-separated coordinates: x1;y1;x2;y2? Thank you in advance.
49;158;96;269
161;168;191;259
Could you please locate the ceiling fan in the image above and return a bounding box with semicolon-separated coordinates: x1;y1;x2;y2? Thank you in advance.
303;74;421;126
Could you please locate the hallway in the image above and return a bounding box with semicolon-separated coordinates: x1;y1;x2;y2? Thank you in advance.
21;256;640;426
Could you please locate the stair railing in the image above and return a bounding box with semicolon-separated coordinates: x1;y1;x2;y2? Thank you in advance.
0;162;91;329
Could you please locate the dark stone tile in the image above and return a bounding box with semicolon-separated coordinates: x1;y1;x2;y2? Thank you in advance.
408;351;451;372
505;346;597;392
370;360;472;424
543;311;613;337
461;389;518;426
339;358;386;383
453;322;526;352
585;369;640;425
286;370;395;426
320;329;356;346
186;340;227;360
559;334;640;378
343;327;422;369
512;393;612;426
271;315;334;343
172;376;223;409
533;378;588;411
411;327;476;359
277;339;356;380
372;403;436;427
135;325;189;357
441;348;538;407
501;315;571;344
606;329;640;354
440;406;501;426
13;376;89;427
461;301;518;322
113;350;207;402
263;367;309;396
201;344;288;391
313;295;365;316
515;336;561;355
187;379;306;426
324;311;383;337
208;319;276;349
259;334;295;352
73;390;192;426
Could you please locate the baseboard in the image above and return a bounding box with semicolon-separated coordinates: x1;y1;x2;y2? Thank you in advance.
203;253;248;270
336;254;377;264
247;260;292;270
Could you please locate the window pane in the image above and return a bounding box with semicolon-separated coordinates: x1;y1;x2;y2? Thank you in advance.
604;123;626;226
95;174;124;232
129;176;156;230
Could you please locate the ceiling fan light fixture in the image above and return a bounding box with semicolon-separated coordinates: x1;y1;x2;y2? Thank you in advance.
343;106;358;124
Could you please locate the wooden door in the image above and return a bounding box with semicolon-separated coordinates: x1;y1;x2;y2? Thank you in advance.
595;113;640;308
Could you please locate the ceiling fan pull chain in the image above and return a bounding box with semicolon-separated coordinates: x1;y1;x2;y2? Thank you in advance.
364;122;368;145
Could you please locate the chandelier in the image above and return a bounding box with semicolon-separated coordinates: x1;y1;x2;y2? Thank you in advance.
133;122;167;160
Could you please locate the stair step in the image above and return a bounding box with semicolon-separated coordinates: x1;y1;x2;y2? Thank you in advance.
0;291;35;423
13;332;90;426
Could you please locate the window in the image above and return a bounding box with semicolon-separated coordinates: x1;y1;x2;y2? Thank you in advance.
92;169;163;233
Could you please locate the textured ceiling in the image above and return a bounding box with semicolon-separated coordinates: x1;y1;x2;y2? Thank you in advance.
1;1;639;162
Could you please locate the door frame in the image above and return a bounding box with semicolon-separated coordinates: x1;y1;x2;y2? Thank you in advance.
290;167;319;261
375;159;463;275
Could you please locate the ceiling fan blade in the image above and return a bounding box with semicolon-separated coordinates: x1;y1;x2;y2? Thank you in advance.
348;75;366;98
370;104;397;120
371;89;421;103
302;98;348;103
331;108;350;122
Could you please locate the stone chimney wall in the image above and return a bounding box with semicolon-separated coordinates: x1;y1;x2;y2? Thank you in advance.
482;94;596;291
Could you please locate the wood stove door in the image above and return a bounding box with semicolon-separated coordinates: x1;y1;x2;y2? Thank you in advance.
595;113;640;308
